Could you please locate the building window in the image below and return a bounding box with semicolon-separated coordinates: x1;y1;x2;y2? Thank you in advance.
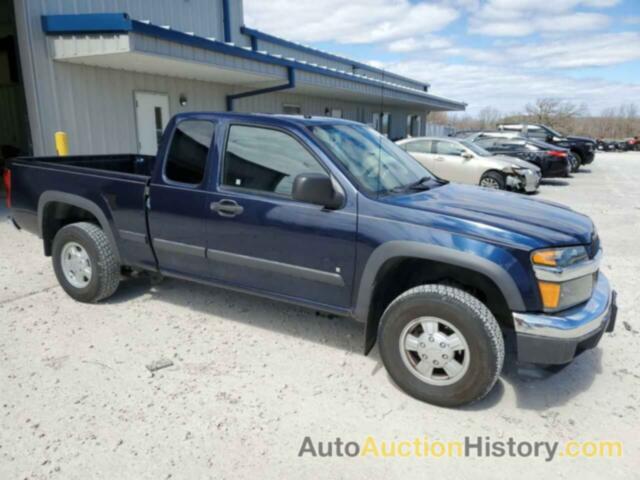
407;115;421;137
165;120;215;185
283;104;301;115
223;125;325;197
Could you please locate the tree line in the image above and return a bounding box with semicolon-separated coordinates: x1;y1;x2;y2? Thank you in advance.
430;98;640;139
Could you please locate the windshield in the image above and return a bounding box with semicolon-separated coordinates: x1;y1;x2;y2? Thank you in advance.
310;124;435;194
545;126;564;138
459;139;492;156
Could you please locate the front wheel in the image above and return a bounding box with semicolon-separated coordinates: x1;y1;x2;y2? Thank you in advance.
479;171;506;190
378;285;504;407
568;153;580;173
52;222;120;303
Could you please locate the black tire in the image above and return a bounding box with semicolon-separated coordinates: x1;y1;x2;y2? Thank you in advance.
52;222;120;303
378;285;504;407
479;171;506;190
567;154;579;174
570;152;582;172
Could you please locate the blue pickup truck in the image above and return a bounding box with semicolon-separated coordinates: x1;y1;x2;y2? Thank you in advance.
4;113;617;407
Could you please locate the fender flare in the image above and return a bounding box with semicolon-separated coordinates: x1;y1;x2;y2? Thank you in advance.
37;191;121;263
355;241;526;353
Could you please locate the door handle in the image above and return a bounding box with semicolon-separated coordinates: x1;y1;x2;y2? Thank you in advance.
435;156;445;161
210;199;244;218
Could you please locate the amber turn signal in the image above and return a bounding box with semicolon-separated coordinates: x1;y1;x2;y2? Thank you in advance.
538;281;561;309
532;250;558;267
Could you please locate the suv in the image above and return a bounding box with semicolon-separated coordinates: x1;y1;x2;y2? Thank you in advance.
5;113;617;407
396;136;540;192
498;124;596;168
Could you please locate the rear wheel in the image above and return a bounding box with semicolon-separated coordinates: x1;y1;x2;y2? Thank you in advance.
378;285;504;407
479;171;506;190
52;222;120;303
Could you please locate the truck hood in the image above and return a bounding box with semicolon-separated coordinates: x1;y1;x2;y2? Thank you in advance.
381;183;594;247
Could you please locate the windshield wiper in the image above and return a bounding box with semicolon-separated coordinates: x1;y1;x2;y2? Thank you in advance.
389;176;437;193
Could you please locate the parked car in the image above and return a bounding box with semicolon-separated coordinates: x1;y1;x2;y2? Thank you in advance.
467;133;572;177
498;123;597;168
618;137;639;152
396;136;541;192
596;138;619;151
4;113;617;407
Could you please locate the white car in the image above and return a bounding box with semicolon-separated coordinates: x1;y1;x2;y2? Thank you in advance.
396;137;541;193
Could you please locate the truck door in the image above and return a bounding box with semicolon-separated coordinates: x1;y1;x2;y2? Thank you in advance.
147;118;216;279
204;123;357;309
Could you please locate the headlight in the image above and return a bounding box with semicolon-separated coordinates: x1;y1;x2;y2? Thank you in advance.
531;246;588;268
531;246;597;312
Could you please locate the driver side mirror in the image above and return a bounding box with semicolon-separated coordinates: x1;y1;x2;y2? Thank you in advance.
462;152;473;160
292;173;344;210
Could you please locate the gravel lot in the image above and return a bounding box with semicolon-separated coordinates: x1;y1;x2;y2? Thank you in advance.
1;151;639;479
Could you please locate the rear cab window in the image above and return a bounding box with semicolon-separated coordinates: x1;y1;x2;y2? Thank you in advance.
164;120;216;185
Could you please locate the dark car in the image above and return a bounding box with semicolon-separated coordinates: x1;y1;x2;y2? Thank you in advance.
498;124;597;169
4;112;617;407
596;139;619;151
469;134;572;177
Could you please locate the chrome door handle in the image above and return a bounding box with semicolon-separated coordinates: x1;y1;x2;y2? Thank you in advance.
210;199;244;218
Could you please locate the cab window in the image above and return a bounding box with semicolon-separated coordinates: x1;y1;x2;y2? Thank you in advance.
222;125;326;197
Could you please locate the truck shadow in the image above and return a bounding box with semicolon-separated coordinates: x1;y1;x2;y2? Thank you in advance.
106;276;364;353
106;276;602;412
467;334;602;412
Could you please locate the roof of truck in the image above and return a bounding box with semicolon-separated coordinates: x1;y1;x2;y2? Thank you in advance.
173;111;361;128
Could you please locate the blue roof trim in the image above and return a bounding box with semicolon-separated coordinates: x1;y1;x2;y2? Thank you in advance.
241;26;430;90
41;13;132;34
41;14;465;110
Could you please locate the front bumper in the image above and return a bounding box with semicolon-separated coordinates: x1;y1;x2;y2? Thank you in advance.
513;273;617;364
508;170;540;193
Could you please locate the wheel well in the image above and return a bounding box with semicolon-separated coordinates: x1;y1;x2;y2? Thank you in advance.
365;257;512;351
41;202;100;256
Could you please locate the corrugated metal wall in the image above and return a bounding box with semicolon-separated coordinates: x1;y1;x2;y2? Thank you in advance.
13;0;428;155
13;0;234;154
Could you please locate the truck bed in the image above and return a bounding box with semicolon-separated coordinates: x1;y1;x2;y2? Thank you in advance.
15;154;156;177
8;153;157;271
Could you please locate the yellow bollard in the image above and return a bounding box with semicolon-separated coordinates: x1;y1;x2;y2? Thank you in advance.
55;131;69;156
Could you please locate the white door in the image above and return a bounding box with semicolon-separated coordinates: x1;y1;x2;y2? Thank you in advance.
135;92;170;155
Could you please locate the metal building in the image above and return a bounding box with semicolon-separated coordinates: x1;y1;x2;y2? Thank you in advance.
1;0;465;157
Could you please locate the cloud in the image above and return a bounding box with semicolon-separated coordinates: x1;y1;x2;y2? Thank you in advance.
243;0;459;44
470;12;610;36
385;59;640;115
467;0;616;36
508;32;640;68
386;30;640;70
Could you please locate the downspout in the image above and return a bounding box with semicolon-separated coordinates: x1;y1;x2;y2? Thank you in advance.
221;0;232;43
226;67;296;112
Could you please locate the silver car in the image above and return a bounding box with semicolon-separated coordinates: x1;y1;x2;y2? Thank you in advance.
396;137;541;193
